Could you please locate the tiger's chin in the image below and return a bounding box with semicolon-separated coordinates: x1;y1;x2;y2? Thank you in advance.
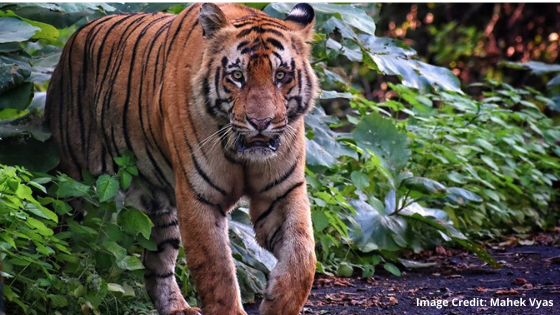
235;135;281;160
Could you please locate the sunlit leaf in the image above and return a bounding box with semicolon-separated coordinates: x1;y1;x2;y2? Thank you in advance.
353;112;410;178
0;17;39;43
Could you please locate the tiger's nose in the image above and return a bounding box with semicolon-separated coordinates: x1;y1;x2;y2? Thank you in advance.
247;116;272;131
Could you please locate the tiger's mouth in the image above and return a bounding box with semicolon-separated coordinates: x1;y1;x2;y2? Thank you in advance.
236;135;280;152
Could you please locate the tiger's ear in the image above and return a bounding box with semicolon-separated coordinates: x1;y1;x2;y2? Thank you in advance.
199;3;230;39
284;3;315;40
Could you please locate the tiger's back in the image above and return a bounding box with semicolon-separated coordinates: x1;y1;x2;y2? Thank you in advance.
46;12;176;187
46;3;318;315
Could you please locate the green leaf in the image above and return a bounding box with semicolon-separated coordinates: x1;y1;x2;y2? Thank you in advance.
0;16;39;43
500;60;560;75
402;177;447;196
305;106;358;167
336;262;354;277
360;35;462;93
350;199;405;252
350;171;370;190
102;239;126;260
547;74;560;88
107;283;125;294
118;208;153;239
0;64;30;93
480;155;499;171
24;202;58;223
96;174;119;203
443;187;483;205
10;3;115;29
320;90;354;100
353;111;411;178
312;210;330;232
0;82;33;110
119;170;132;190
0;10;59;41
55;176;91;198
116;255;144;270
26;216;53;236
383;262;401;276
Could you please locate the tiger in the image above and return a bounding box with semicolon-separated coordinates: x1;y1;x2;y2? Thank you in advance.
45;3;319;315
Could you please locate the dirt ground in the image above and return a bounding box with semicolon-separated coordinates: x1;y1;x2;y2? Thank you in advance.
245;233;560;315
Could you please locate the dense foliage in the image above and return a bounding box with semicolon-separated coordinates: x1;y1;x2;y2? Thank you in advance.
0;3;558;314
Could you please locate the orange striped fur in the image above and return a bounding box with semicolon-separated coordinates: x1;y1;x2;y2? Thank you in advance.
45;3;318;315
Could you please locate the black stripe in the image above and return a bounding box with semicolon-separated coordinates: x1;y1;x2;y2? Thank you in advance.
272;51;283;63
157;238;181;252
165;4;198;59
144;271;175;279
155;219;179;229
236;26;285;39
266;38;284;51
214;66;221;98
237;40;249;50
254;181;304;227
188;141;228;196
297;69;302;94
267;223;284;251
185;173;226;216
260;158;299;193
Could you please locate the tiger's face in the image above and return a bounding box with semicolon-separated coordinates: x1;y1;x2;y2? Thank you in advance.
195;4;318;160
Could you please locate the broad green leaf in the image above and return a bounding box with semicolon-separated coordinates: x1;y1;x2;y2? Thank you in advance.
96;174;119;203
353;111;410;178
349;199;404;252
350;171;370;191
320;90;354;100
118;208;153;239
11;3;115;29
24;202;58;223
305;106;358;167
26;216;53;236
107;283;125;294
0;64;30;93
312;210;330;232
229;218;277;273
547;74;560;88
443;187;483;205
336;262;354;277
383;262;401;276
0;17;39;43
55;176;91;198
403;177;447;196
116;255;144;270
359;35;462;93
323;16;357;39
480;155;499;171
500;60;560;75
0;82;33;110
0;11;59;41
102;239;126;260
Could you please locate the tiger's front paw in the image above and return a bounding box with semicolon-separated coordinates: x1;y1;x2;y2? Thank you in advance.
259;281;310;315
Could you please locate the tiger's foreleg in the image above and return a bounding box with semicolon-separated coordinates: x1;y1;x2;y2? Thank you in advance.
175;182;247;315
252;183;316;315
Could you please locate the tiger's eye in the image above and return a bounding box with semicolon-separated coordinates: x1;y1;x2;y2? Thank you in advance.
232;70;243;81
275;71;286;81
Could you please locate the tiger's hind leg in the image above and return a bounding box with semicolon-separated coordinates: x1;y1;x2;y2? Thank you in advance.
126;186;200;315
